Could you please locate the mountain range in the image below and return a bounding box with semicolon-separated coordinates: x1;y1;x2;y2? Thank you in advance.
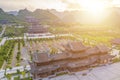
0;8;17;22
0;8;120;25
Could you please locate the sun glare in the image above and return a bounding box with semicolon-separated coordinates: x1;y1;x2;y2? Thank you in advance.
78;0;107;16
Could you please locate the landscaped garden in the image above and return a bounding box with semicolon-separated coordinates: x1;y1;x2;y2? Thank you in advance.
26;36;75;54
0;39;26;69
3;26;27;37
0;35;76;69
4;69;32;80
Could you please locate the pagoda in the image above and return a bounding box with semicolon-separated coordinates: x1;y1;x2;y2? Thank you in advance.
26;17;49;37
29;41;114;79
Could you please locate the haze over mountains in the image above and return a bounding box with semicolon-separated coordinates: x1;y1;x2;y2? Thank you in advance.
0;8;120;25
0;8;17;22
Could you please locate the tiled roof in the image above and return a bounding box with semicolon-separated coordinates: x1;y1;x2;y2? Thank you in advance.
111;38;120;45
33;53;49;63
50;53;70;61
32;43;110;63
96;44;109;53
68;59;90;68
30;42;114;77
37;65;59;73
100;54;114;61
63;41;86;52
33;52;70;63
85;47;99;55
71;52;88;59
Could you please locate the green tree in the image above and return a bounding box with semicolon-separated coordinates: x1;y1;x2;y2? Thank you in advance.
22;71;26;78
6;74;11;80
17;69;20;74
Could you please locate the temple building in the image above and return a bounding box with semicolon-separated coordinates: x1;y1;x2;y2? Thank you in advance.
25;17;50;37
29;41;114;80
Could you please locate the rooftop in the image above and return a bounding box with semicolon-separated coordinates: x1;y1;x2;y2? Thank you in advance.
32;41;110;63
63;41;87;52
111;38;120;45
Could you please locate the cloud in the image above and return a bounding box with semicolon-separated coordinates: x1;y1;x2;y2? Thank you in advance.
0;0;119;11
0;0;66;11
60;0;81;10
60;0;116;10
0;0;28;11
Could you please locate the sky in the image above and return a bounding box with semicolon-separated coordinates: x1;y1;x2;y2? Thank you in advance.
0;0;120;11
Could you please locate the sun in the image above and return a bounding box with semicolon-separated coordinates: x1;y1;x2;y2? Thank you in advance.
78;0;107;16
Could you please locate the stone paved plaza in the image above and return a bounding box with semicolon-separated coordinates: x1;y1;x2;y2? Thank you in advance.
43;62;120;80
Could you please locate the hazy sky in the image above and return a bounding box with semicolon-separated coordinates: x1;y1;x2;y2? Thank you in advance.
0;0;120;11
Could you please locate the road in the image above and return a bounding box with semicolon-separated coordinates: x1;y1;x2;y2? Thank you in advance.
8;34;73;40
0;34;72;46
0;37;7;46
0;26;6;37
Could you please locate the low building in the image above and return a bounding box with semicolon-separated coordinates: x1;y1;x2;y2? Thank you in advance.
29;41;114;80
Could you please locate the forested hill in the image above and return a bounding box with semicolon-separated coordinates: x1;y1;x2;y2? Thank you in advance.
0;8;61;24
0;8;17;22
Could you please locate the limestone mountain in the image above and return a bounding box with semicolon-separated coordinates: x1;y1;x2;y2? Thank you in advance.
0;8;17;22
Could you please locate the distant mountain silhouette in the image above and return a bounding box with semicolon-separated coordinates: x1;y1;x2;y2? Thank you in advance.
17;8;33;21
0;8;17;22
16;8;60;24
33;9;60;23
0;8;4;14
50;8;120;25
0;7;120;25
7;11;18;16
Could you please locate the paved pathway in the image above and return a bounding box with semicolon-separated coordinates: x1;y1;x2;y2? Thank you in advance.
20;46;30;66
0;26;6;37
11;43;18;67
0;37;6;46
1;61;7;70
0;34;72;46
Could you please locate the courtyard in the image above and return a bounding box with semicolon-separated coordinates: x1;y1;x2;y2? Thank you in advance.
47;62;120;80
